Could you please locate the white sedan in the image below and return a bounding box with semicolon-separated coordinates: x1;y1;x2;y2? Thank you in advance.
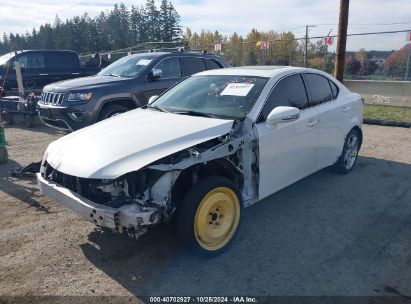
37;66;363;257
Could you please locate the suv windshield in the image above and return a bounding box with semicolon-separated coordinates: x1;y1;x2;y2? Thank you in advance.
0;52;14;66
151;75;268;119
98;55;155;78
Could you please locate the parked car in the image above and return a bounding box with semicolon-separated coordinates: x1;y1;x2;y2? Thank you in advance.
37;66;363;257
37;51;228;131
0;50;100;95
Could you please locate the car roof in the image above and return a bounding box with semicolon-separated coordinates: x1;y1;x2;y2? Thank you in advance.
18;50;78;54
196;66;321;78
129;51;221;58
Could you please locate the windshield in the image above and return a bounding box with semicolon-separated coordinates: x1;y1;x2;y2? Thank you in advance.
151;75;269;119
98;55;155;78
0;52;14;66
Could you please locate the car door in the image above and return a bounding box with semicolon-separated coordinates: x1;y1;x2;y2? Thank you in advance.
255;73;320;199
45;52;81;84
180;57;207;76
18;52;48;91
143;56;183;100
303;73;347;169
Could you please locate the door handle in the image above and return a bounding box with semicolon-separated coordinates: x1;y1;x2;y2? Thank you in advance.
341;106;351;113
306;119;319;127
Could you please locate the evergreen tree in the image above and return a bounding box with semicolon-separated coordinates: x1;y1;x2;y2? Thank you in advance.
0;1;183;54
145;0;160;42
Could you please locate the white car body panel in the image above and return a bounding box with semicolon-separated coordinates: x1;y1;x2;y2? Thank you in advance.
256;107;320;199
315;89;355;168
45;108;233;179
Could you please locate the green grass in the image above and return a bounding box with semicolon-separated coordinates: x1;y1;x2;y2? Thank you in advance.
364;105;411;123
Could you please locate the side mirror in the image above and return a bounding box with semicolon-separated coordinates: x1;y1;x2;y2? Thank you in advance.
266;106;300;126
148;68;162;80
148;95;158;104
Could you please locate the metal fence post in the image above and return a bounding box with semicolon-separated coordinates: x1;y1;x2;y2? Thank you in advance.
405;46;411;81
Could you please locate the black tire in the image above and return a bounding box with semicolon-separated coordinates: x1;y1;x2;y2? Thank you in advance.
0;146;8;164
98;105;130;121
177;176;242;258
334;128;361;174
24;115;35;128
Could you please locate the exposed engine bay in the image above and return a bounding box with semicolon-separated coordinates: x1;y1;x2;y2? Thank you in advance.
39;119;259;238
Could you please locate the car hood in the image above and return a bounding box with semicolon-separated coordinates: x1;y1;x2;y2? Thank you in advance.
43;75;127;92
45;109;234;179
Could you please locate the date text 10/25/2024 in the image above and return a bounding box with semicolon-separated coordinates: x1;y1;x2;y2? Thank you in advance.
148;296;257;303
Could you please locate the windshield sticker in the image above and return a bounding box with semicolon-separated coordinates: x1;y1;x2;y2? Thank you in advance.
136;59;152;66
220;83;255;96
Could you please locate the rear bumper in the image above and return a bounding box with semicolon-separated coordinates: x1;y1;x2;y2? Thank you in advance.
36;173;161;232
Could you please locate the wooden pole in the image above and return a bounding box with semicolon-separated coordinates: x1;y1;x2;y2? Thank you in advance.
334;0;350;83
304;25;308;67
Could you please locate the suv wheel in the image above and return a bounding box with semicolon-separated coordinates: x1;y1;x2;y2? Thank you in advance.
98;105;130;121
177;176;241;257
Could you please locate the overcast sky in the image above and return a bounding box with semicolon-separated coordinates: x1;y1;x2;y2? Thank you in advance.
0;0;410;50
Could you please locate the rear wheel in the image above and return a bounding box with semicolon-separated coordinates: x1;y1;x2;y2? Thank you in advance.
98;105;130;121
177;176;241;257
334;129;361;174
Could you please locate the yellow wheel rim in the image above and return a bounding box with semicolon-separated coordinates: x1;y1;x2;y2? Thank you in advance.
194;187;240;251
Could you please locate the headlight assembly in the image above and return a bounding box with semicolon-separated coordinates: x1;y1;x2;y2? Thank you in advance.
68;92;93;102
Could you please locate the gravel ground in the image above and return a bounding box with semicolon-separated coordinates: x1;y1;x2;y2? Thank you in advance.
0;123;410;301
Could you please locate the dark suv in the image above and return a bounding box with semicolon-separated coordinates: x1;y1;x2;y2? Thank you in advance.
38;51;227;131
0;50;99;95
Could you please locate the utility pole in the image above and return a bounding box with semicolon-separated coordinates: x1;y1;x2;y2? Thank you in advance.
335;0;350;82
304;25;316;67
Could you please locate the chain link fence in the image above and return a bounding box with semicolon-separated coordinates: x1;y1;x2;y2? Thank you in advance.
80;30;411;81
209;30;411;81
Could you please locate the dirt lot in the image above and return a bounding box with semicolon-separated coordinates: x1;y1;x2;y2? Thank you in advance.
0;123;410;300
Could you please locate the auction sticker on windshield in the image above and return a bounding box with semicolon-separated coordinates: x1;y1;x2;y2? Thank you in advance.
220;83;255;96
137;59;152;66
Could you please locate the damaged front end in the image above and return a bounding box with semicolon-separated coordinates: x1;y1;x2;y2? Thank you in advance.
37;119;259;239
37;162;180;238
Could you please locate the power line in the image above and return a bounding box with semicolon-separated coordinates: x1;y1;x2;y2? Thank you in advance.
316;21;411;26
56;3;81;14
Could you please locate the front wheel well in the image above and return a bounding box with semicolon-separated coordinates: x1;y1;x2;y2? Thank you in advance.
98;99;136;115
171;159;243;206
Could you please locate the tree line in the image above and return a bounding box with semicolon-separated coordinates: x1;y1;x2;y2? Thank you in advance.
183;29;407;80
1;3;406;80
0;0;182;54
184;28;318;67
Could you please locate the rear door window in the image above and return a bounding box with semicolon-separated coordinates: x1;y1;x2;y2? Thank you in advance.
46;52;78;72
329;80;339;98
181;57;207;76
304;73;334;106
205;59;222;70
